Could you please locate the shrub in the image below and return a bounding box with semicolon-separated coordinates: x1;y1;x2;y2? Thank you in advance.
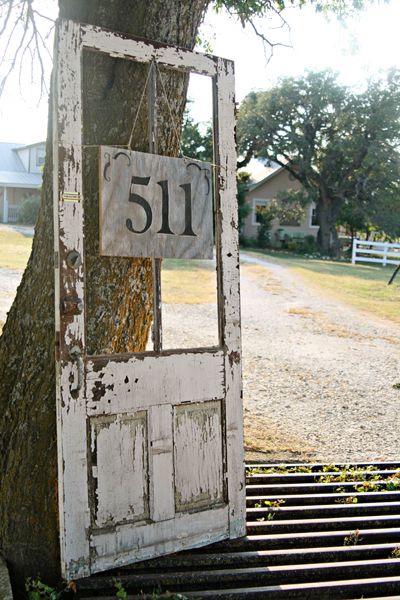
239;234;258;248
18;194;41;225
287;239;303;253
303;234;318;254
287;235;318;255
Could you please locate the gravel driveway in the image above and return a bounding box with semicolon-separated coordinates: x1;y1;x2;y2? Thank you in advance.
2;247;399;463
164;253;400;463
239;253;400;463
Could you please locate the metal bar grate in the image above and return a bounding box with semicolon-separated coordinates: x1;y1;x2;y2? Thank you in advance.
76;462;400;599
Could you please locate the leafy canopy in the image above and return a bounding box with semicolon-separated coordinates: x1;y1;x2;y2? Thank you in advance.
237;69;400;245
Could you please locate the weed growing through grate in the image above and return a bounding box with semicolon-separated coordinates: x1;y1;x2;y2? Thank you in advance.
114;579;128;599
335;496;358;504
255;499;285;521
316;465;379;484
246;464;400;495
344;529;362;546
25;578;73;599
246;465;313;476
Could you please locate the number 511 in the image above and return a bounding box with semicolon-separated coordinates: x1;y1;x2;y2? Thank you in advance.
126;175;197;237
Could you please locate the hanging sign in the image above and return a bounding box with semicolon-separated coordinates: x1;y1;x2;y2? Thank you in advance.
99;147;213;259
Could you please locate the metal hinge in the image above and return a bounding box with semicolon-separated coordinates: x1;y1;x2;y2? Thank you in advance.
61;191;81;203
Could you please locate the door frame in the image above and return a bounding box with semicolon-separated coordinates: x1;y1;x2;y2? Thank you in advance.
53;19;244;580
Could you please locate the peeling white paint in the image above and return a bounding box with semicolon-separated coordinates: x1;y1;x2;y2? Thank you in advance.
54;20;91;580
213;57;246;538
81;25;217;77
86;350;225;415
174;401;223;511
55;20;245;581
92;413;149;527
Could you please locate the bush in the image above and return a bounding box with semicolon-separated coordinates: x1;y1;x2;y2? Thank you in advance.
18;195;41;225
287;239;303;253
303;234;318;254
239;234;258;248
287;234;318;255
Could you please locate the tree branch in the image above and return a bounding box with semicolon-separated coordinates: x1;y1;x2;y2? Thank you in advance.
0;0;55;100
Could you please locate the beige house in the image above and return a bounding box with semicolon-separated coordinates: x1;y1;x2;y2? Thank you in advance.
242;166;319;246
0;141;45;223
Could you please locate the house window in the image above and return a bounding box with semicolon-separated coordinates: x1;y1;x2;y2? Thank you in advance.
36;148;45;167
310;203;318;227
252;199;269;226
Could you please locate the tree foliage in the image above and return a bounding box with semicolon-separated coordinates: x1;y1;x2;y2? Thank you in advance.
181;113;213;162
236;171;252;231
237;69;400;254
256;197;305;246
181;116;252;230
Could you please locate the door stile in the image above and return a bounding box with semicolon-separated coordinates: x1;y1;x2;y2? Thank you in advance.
147;59;163;352
53;20;91;578
213;57;246;538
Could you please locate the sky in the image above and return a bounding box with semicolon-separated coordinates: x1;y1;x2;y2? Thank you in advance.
0;1;400;144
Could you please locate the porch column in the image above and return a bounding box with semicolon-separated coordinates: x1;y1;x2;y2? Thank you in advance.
2;187;8;223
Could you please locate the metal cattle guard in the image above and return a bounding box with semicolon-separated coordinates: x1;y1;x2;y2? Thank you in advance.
53;20;245;580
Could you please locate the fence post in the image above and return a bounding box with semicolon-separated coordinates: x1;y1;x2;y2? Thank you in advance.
351;238;357;264
383;242;388;267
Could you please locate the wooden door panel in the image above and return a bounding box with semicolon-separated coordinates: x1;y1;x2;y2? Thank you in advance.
90;413;149;528
148;405;175;522
174;400;224;512
86;350;224;416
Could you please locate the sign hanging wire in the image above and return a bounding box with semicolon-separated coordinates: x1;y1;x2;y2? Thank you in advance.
127;63;152;150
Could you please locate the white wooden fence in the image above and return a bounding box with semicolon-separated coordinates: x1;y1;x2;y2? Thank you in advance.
352;238;400;266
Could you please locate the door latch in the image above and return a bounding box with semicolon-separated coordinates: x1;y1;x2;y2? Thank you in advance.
61;296;84;316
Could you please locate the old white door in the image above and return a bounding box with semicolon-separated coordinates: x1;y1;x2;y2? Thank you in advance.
53;20;245;580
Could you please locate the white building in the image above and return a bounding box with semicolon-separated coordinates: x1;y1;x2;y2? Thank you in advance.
0;141;45;223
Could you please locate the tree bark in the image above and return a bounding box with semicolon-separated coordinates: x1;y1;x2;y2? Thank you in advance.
0;1;209;595
316;190;340;257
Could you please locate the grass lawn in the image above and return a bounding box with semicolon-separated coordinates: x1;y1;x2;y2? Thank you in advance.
0;229;33;332
242;248;400;325
162;258;217;304
0;228;32;269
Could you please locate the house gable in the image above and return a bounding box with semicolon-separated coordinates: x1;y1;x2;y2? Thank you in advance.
242;166;319;244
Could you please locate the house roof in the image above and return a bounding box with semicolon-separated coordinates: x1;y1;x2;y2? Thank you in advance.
248;166;285;192
0;141;44;188
0;142;26;172
0;170;42;188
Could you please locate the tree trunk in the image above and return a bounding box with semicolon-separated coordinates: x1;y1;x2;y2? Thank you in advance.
316;190;340;257
0;1;209;595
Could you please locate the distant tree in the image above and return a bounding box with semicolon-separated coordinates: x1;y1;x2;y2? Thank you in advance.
17;195;41;225
181;112;213;162
181;117;252;231
236;171;252;232
256;197;305;247
237;69;400;255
